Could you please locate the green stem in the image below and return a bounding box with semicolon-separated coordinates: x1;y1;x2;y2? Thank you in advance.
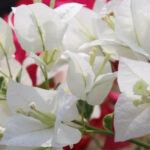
0;99;5;100
129;139;150;149
40;66;49;89
0;42;12;79
73;120;150;149
31;11;46;51
50;0;56;8
81;101;86;132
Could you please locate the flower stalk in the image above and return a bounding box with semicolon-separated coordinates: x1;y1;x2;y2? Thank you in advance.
73;120;150;149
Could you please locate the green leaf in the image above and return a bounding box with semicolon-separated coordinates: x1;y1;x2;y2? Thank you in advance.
103;113;113;131
77;100;94;119
0;76;5;89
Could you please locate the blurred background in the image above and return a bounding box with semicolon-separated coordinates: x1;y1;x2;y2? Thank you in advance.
0;0;97;17
0;0;17;17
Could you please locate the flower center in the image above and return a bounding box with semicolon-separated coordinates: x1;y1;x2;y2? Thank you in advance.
16;102;56;128
133;80;150;106
102;12;115;30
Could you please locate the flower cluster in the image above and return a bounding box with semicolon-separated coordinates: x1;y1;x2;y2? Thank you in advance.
0;0;150;150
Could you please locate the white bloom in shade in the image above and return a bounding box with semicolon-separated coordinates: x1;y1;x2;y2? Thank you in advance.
114;57;150;142
66;51;116;105
115;0;150;59
0;18;15;58
14;3;66;52
0;81;81;148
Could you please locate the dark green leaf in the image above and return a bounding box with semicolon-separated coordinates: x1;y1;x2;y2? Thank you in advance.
103;113;113;131
77;100;94;119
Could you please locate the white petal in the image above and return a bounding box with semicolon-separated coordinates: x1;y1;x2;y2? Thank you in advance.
14;4;43;52
93;0;105;13
114;94;150;141
78;40;102;52
0;18;15;58
14;3;65;52
87;73;116;105
63;7;98;51
56;86;79;122
20;66;32;86
115;0;148;56
93;56;112;75
1;116;54;147
55;3;83;22
118;57;150;94
53;123;81;147
90;105;101;119
131;0;150;52
6;81;56;114
67;52;94;100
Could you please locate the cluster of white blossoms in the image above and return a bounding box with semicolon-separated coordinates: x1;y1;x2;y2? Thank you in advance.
0;0;150;149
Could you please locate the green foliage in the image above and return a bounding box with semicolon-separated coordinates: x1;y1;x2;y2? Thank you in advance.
103;113;113;131
77;100;93;119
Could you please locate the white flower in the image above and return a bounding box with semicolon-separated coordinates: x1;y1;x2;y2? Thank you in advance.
66;51;116;105
14;3;66;53
0;81;81;148
114;57;150;142
62;2;139;61
98;0;145;61
115;0;150;59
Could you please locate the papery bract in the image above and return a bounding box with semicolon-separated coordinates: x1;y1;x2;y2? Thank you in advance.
0;81;81;148
67;51;116;105
14;3;66;52
114;58;150;141
115;0;150;59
